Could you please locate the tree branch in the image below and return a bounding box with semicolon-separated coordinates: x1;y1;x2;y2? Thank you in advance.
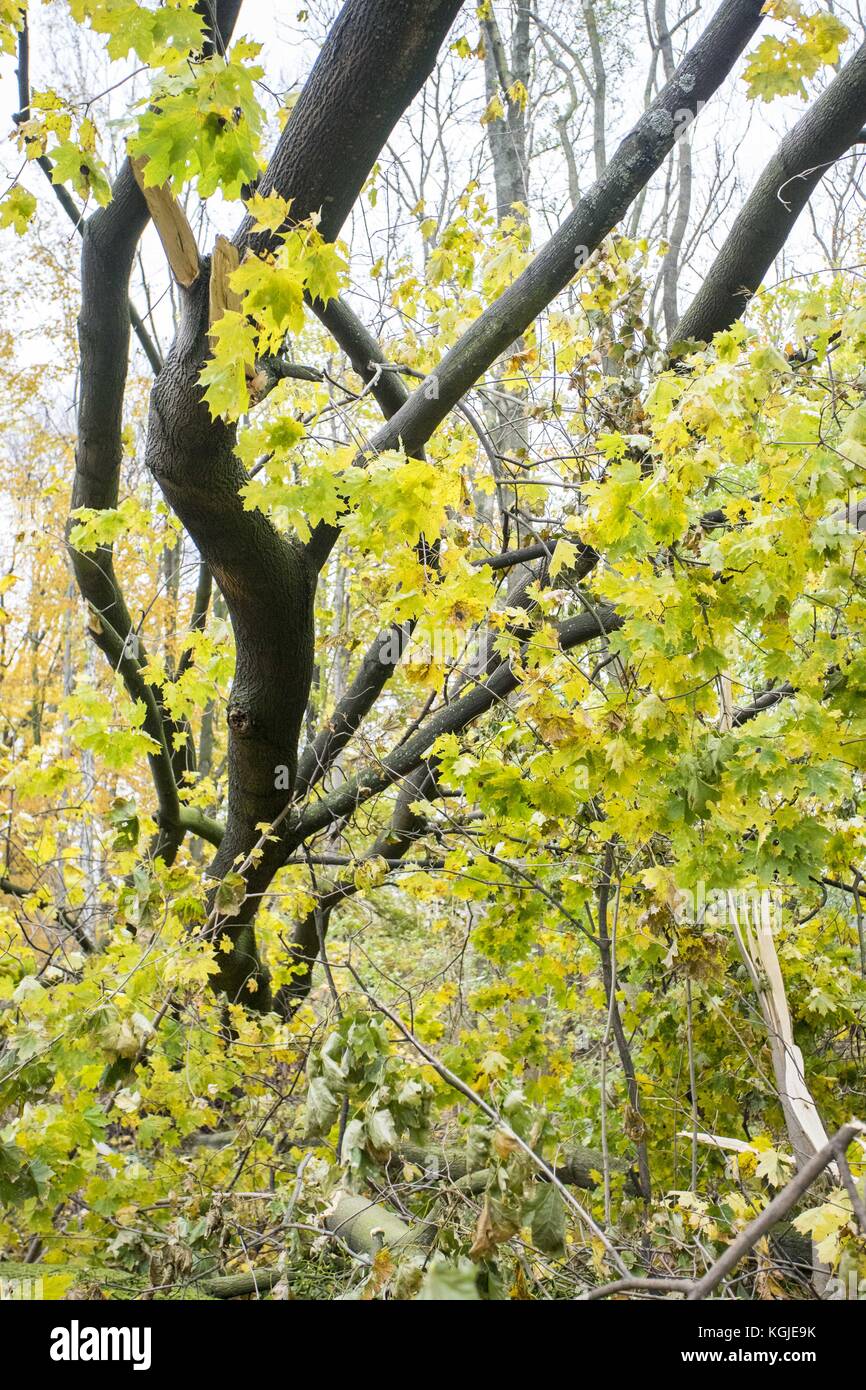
349;966;631;1276
674;41;866;344
15;19;163;372
67;5;247;862
294;604;622;842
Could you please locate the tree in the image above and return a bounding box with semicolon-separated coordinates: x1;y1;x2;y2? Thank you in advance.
1;0;865;1302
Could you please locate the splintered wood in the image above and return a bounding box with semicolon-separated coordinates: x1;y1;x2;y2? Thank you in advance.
131;155;200;288
209;234;242;329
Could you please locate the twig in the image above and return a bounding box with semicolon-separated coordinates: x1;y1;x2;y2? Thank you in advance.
597;846;652;1201
686;978;698;1191
15;23;163;373
836;1147;866;1234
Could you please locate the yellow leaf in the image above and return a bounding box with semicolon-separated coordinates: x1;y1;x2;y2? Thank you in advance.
481;93;505;125
549;538;578;579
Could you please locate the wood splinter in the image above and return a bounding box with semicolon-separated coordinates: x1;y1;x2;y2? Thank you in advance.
131;154;200;288
208;234;258;379
209;233;242;328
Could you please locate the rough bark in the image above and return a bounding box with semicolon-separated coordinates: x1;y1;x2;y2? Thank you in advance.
234;0;466;252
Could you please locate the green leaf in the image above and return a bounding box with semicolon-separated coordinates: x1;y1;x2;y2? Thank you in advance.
303;238;347;305
743;12;849;103
49;140;111;206
530;1183;566;1255
416;1256;481;1300
215;872;247;915
367;1108;399;1153
199;311;256;420
304;1076;340;1137
109;797;140;851
131;53;264;198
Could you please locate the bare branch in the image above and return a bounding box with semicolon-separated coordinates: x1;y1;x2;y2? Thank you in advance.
674;41;866;344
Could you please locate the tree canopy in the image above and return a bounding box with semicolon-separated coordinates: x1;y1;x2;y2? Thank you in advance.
1;0;865;1304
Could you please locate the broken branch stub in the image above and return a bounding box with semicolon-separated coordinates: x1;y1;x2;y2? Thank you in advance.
131;155;200;288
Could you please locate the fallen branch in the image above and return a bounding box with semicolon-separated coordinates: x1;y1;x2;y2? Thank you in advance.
688;1120;864;1299
198;1267;282;1299
393;1140;638;1195
585;1276;695;1300
349;968;630;1278
324;1190;430;1256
